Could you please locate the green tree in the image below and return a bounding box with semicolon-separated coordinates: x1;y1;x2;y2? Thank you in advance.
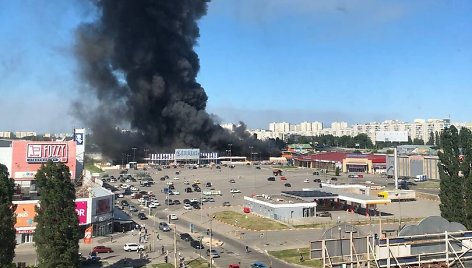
0;164;16;266
335;166;340;176
438;126;472;228
34;162;79;268
412;138;425;145
426;132;435;145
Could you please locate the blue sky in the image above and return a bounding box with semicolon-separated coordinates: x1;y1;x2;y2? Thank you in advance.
0;0;471;132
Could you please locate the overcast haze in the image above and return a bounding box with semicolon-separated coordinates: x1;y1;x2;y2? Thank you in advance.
0;0;471;133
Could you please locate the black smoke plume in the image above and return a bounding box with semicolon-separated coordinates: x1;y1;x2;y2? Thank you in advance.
74;0;280;161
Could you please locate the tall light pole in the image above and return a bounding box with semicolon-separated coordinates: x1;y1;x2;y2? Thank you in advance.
144;148;149;164
132;147;137;162
228;144;232;162
249;146;253;162
209;215;216;268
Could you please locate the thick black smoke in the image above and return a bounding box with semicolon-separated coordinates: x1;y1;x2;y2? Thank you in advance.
74;0;280;161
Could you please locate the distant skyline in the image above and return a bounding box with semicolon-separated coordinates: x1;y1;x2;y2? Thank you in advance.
0;1;471;132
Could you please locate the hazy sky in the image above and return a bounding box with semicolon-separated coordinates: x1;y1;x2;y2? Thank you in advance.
0;0;471;133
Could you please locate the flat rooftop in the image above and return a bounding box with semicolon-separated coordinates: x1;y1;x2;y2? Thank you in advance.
251;194;315;205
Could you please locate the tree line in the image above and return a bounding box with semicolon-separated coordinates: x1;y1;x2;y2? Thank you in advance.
0;162;79;267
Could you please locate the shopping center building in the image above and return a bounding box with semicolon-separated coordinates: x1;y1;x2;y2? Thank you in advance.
0;129;85;198
293;152;387;174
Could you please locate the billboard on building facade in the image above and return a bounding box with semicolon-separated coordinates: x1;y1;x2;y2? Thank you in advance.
26;143;68;163
95;198;111;215
14;203;37;228
75;201;88;225
175;149;200;160
375;131;409;142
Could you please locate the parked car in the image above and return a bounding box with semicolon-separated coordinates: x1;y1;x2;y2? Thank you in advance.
193;179;201;184
183;199;191;205
123;243;144;252
191;203;201;209
223;201;231;207
284;183;292;187
185;187;193;193
159;222;171;232
129;205;138;212
280;176;287;180
206;249;220;258
331;177;338;181
304;179;310;183
137;213;147;220
173;200;181;205
313;178;321;183
313;171;320;175
91;245;113;254
183;180;190;185
230;189;241;193
190;240;204;249
206;182;212;187
317;211;332;217
267;177;275;181
251;261;268;268
169;214;178;220
165;199;174;205
121;200;129;206
180;233;193;241
184;204;193;210
229;179;236;183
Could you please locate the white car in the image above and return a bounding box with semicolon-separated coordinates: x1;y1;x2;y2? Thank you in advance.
123;243;144;252
121;184;130;189
230;189;241;193
304;179;310;183
190;198;198;203
166;181;174;185
173;177;180;180
118;193;124;198
183;204;193;210
130;187;139;192
172;191;180;195
148;202;159;208
169;214;178;220
183;181;190;185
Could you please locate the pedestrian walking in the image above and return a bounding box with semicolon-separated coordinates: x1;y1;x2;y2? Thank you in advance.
245;245;249;253
161;245;165;255
110;235;113;242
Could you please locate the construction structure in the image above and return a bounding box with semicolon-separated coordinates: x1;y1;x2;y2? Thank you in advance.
310;217;472;267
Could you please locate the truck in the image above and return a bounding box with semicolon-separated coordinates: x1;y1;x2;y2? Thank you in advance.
378;190;416;201
203;190;222;196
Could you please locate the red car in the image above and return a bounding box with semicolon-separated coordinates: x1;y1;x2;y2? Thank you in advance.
280;176;287;180
91;246;113;253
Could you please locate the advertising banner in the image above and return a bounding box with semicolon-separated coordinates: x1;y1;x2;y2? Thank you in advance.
375;131;409;142
26;143;68;163
95;198;111;215
75;201;88;225
14;203;37;228
174;149;200;160
84;225;93;244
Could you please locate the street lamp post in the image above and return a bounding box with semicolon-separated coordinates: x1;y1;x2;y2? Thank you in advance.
338;226;343;258
132;147;137;162
249;146;253;162
209;215;216;268
228;144;232;162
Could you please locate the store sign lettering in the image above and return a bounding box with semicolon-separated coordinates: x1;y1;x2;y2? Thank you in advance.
27;144;68;163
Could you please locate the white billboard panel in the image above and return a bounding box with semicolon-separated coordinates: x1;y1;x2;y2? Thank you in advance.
175;149;200;160
26;143;68;163
375;131;408;142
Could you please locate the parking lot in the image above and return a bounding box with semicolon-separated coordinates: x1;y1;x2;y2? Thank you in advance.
103;164;440;225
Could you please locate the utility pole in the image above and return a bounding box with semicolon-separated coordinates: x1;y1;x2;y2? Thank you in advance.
228;143;232;162
249;146;253;162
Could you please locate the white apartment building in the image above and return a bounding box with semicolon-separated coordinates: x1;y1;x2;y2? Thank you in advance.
248;119;453;143
269;122;290;133
14;131;37;138
0;132;13;138
352;119;450;142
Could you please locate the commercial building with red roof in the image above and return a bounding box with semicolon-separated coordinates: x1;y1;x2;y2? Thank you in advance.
293;151;386;174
